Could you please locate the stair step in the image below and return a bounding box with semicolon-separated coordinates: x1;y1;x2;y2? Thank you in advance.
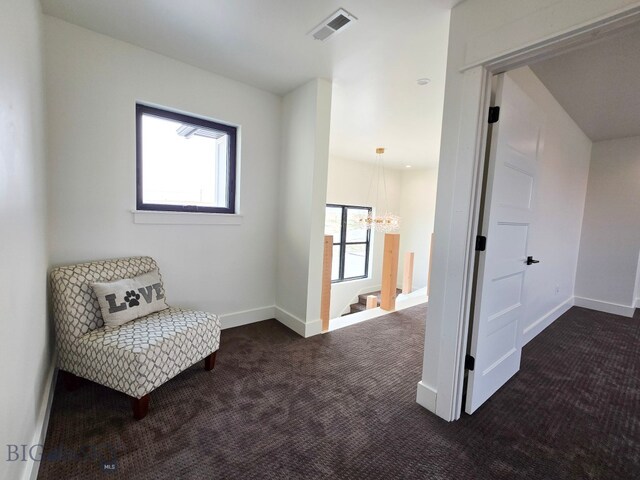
340;288;404;317
357;288;402;305
350;302;366;314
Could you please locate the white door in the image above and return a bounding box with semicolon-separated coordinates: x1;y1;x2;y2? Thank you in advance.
465;73;544;414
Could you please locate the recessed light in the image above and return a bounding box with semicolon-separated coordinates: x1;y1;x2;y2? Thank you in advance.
417;78;431;86
405;165;412;168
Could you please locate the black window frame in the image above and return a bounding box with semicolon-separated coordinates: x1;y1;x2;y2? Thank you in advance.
135;104;238;214
326;204;372;283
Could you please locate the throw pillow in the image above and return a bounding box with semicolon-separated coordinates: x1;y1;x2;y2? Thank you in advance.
91;269;169;327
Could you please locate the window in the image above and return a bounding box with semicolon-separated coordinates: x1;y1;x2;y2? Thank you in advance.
325;204;372;282
136;104;237;214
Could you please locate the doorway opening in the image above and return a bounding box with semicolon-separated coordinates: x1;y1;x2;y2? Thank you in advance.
463;24;640;414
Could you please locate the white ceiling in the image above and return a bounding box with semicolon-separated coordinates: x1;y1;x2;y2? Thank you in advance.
530;27;640;143
39;0;455;168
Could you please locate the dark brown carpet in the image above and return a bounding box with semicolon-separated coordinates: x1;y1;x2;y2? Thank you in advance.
38;305;640;479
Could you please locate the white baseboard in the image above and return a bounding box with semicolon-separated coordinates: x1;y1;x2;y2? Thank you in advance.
304;319;323;337
329;306;385;331
274;306;306;336
416;381;437;413
218;305;322;338
219;306;275;329
521;297;574;346
397;286;428;302
274;307;323;338
574;296;635;318
22;356;58;480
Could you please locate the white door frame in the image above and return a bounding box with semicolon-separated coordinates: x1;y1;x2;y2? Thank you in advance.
430;5;640;422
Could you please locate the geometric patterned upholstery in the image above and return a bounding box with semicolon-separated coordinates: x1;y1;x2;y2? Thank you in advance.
50;256;220;398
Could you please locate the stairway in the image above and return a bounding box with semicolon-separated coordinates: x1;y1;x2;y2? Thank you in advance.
343;289;403;316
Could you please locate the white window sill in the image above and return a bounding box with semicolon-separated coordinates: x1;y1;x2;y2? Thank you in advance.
132;210;243;225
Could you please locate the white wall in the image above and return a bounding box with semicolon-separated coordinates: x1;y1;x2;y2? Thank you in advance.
0;1;51;480
325;158;438;318
507;67;592;343
635;251;640;308
44;17;282;329
419;0;639;421
325;156;402;318
575;135;640;315
398;168;438;292
275;79;332;336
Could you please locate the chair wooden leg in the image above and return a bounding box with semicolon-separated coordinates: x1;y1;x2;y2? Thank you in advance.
131;394;150;420
62;371;82;392
204;351;217;371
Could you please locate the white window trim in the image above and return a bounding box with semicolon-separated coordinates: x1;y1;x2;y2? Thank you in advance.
132;210;243;225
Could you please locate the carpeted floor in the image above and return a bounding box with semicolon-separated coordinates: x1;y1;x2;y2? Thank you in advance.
38;305;639;479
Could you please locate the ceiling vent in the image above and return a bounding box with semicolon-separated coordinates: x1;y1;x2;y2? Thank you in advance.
176;124;225;140
309;8;357;41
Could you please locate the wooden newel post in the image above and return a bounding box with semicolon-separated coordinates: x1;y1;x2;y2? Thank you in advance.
321;235;333;332
381;233;400;311
366;295;377;309
402;251;414;294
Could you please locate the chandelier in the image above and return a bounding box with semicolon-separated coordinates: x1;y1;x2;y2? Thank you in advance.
357;147;400;232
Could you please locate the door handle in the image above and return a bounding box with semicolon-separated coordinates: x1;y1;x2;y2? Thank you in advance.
526;256;540;265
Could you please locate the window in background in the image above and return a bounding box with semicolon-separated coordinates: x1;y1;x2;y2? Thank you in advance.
325;204;372;282
136;104;237;213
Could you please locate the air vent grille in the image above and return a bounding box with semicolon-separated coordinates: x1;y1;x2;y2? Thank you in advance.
327;14;351;31
177;124;225;140
313;26;335;41
309;8;357;41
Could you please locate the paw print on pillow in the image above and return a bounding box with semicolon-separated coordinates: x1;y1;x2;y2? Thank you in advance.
124;290;141;307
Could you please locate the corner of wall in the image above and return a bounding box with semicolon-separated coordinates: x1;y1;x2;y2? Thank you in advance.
276;78;333;329
305;78;332;323
633;249;640;309
573;296;636;318
21;359;58;480
274;307;323;338
416;381;438;413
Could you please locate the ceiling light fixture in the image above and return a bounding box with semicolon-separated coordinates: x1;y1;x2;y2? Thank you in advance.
357;147;400;232
309;8;358;41
405;165;412;168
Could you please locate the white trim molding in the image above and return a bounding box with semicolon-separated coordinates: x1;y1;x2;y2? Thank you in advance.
416;381;438;413
522;297;575;346
304;318;324;338
274;307;323;338
219;306;275;330
574;296;635;318
132;210;243;225
274;307;306;336
462;4;640;72
23;357;58;480
421;4;640;423
424;65;492;423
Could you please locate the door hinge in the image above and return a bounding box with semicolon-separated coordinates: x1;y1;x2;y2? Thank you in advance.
475;235;487;251
465;354;475;371
488;106;500;124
